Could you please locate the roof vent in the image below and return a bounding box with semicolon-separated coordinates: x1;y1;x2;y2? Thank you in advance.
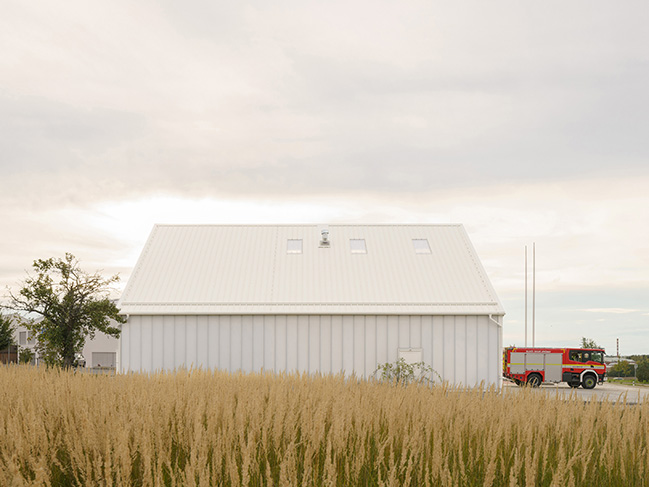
319;229;330;247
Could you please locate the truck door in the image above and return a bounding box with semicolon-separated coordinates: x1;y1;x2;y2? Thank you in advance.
509;352;526;375
544;353;562;382
525;353;545;372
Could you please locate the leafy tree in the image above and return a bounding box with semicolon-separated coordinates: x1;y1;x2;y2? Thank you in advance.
4;253;125;368
607;360;635;378
629;354;649;362
580;337;600;349
33;338;64;367
636;357;649;383
0;313;16;351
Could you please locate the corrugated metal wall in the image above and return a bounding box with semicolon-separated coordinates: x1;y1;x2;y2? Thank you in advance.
120;314;502;386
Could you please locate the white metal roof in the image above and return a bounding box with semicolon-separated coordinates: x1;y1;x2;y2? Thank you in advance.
118;224;504;316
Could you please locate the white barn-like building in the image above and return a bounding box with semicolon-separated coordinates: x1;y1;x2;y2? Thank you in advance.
118;224;504;386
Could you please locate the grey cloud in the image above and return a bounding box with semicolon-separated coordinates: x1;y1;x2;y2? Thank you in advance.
501;286;649;354
0;96;145;174
157;0;251;43
1;1;648;206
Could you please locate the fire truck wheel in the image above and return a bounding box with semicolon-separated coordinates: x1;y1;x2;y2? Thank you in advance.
527;374;542;388
582;375;597;390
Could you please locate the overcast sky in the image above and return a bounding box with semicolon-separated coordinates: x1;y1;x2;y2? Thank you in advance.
1;1;648;354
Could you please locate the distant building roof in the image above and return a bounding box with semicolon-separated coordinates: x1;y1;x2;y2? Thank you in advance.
118;224;504;316
604;356;637;365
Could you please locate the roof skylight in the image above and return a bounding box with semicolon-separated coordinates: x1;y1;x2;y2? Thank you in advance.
412;239;432;254
350;239;367;254
287;239;303;254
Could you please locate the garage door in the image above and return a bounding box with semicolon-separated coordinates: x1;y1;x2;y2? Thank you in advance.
92;352;116;368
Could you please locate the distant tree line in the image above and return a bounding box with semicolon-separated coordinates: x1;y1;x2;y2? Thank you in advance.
608;356;649;382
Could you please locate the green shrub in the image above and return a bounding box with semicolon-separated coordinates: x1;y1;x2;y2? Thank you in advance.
18;347;35;364
374;358;441;385
636;357;649;382
607;360;635;378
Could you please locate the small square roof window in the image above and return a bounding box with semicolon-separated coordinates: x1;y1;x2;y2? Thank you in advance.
412;239;431;254
350;239;367;254
287;239;303;254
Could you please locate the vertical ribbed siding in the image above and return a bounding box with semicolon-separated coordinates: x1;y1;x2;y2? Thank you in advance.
120;314;501;386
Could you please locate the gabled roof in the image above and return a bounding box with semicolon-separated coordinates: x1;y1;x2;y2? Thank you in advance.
118;224;504;316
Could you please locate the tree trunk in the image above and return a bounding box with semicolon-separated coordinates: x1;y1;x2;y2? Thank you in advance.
62;325;75;369
62;354;74;369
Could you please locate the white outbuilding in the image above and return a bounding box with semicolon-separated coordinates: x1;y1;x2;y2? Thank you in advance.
118;224;504;386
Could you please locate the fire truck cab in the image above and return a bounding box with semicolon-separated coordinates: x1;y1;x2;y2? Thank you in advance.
503;347;606;389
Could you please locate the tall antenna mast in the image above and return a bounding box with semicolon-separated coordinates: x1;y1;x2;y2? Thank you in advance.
524;245;528;347
532;242;536;347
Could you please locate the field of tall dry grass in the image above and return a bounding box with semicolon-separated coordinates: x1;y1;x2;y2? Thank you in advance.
0;365;647;486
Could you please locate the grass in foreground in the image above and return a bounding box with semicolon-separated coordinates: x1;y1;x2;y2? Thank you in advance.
0;365;647;486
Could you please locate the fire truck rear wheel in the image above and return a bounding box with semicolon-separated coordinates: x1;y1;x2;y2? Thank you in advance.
582;375;597;390
527;374;542;388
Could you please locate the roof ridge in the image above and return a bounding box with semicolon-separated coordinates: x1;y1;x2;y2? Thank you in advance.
153;223;463;228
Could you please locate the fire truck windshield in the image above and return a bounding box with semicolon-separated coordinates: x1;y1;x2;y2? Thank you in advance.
571;350;604;363
588;351;604;363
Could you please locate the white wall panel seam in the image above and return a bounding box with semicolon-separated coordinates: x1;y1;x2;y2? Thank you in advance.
374;316;378;378
271;316;274;372
228;318;231;371
215;316;220;370
406;315;412;348
351;316;354;376
361;316;366;377
173;316;177;369
144;317;149;372
195;316;198;371
450;315;456;384
474;316;478;384
385;316;389;365
329;317;333;375
150;316;154;372
206;319;211;370
462;316;469;386
134;320;139;372
441;317;445;379
161;318;165;371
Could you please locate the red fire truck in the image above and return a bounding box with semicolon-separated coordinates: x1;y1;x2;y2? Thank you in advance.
503;347;606;389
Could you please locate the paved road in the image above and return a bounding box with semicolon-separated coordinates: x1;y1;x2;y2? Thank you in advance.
503;380;649;404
